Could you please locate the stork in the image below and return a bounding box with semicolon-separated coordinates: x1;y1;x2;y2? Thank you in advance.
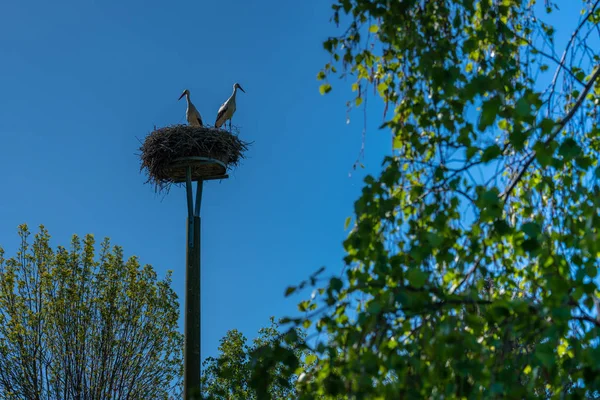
178;89;204;127
215;83;245;130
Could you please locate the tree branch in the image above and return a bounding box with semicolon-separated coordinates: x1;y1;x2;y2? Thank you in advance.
502;64;600;200
547;0;600;113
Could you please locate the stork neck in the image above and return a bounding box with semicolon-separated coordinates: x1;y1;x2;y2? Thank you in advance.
231;87;238;98
185;92;192;104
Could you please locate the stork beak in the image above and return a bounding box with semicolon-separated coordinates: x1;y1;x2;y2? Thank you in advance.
178;92;185;100
238;86;246;93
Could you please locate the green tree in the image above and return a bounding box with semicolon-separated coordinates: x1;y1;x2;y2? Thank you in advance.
252;0;600;398
0;224;183;399
202;317;311;399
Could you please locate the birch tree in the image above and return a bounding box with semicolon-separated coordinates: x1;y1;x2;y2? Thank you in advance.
0;224;183;399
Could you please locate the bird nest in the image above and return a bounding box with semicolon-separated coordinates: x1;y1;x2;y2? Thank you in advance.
139;125;250;191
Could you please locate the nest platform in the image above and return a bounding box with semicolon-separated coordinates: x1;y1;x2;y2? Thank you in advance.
140;125;250;191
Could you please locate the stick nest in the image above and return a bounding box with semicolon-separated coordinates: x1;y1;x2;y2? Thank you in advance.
139;125;250;191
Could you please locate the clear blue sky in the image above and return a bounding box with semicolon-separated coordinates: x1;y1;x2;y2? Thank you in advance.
0;0;391;360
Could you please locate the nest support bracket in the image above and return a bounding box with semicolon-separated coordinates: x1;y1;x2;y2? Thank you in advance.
168;156;229;184
177;156;228;247
186;166;203;247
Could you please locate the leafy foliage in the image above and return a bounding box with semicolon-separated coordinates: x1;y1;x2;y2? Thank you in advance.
201;317;311;399
253;0;600;398
0;224;183;399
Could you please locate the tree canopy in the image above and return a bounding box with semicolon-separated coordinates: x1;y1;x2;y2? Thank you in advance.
202;317;311;399
250;0;600;398
0;225;183;399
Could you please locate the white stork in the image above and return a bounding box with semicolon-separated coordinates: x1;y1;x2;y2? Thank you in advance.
215;83;245;130
178;89;204;127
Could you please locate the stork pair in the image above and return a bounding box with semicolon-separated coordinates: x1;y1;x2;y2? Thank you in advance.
178;83;245;131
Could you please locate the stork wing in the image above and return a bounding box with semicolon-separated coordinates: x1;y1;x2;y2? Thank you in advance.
192;107;203;126
189;103;204;126
215;104;228;126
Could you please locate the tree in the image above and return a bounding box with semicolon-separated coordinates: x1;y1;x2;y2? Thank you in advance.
251;0;600;398
201;317;311;399
0;224;183;399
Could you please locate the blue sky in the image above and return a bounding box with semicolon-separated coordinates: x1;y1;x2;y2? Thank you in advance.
0;0;391;360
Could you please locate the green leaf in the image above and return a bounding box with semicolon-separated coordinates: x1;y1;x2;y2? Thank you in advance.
585;263;597;278
478;97;501;130
551;306;570;322
493;220;511;235
344;217;352;230
509;126;528;151
521;238;540;253
539;118;555;134
317;71;326;81
558;138;581;161
377;82;388;93
533;141;552;167
369;24;379;33
522;222;541;238
284;286;296;297
543;256;554;268
535;347;555;368
406;269;428;289
489;301;511;320
311;266;326;278
481;144;502;162
515;97;530;117
480;188;500;206
305;354;317;365
367;300;382;314
298;300;310;312
575;155;592;169
426;232;443;247
330;277;343;292
319;83;332;95
466;146;479;160
573;67;586;82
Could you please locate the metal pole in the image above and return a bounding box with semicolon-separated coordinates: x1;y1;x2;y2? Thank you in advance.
196;180;203;397
184;171;202;399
